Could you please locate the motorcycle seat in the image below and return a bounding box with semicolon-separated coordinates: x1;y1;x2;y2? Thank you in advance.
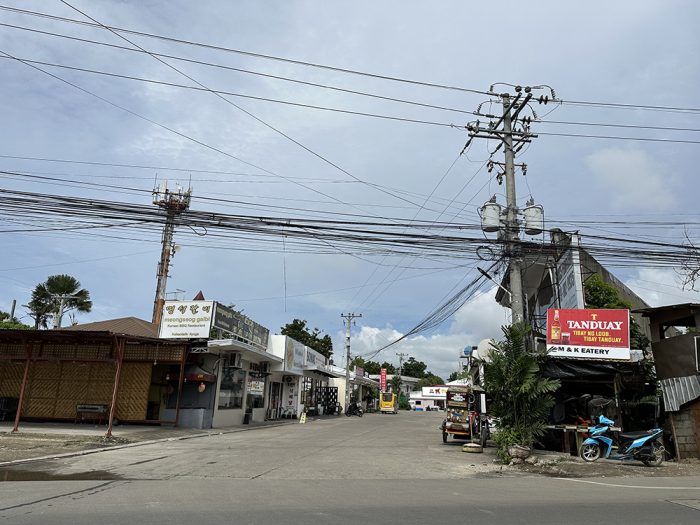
619;430;656;440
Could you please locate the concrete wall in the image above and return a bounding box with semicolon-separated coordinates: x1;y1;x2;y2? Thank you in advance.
651;334;699;380
672;399;700;459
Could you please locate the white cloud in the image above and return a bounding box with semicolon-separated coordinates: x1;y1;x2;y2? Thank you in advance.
625;268;700;307
584;148;675;212
344;288;509;380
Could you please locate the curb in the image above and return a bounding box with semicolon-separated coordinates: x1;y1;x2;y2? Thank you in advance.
0;420;296;468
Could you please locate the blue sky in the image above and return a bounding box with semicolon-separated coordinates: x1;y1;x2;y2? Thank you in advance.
1;1;699;379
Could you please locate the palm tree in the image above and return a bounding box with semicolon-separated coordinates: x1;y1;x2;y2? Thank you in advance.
27;274;92;329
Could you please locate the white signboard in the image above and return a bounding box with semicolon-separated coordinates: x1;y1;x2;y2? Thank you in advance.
556;235;585;310
421;386;447;398
159;300;214;339
284;338;306;372
305;347;326;367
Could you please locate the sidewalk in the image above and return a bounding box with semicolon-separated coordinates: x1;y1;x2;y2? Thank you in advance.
0;418;298;465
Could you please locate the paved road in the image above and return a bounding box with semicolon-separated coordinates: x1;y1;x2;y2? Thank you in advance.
1;412;699;524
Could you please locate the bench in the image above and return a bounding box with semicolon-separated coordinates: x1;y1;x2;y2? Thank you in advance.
75;404;109;425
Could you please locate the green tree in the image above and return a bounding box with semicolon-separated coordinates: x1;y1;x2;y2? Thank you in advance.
281;318;333;359
448;368;469;382
361;360;381;374
584;275;650;351
0;311;31;330
389;374;402;393
484;324;560;457
401;357;428;378
27;274;92;329
415;374;445;391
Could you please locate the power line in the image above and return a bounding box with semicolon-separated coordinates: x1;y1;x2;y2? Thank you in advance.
1;5;697;114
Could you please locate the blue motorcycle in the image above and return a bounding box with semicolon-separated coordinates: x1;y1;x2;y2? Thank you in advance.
579;415;665;467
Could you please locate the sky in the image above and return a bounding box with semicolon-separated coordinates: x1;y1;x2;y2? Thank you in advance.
1;1;699;380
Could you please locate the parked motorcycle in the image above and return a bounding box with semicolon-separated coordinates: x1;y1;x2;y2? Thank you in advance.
325;403;343;416
579;415;664;467
345;401;364;417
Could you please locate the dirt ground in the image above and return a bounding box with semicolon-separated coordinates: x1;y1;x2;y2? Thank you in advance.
0;433;131;463
508;455;700;478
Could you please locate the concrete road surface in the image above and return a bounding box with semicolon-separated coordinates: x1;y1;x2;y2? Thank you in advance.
1;412;699;524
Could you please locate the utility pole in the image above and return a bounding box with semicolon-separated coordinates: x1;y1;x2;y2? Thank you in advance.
466;84;555;325
396;352;409;376
52;294;80;329
152;181;191;325
341;312;362;409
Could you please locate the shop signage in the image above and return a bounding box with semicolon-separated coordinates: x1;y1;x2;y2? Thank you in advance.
547;308;630;360
248;379;265;395
380;368;387;391
355;366;365;378
422;386;447;397
212;302;270;350
305;347;325;367
555;237;585;310
284;338;305;372
159;300;214;339
446;389;468;408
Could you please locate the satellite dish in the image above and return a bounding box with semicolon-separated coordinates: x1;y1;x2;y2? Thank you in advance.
472;339;497;363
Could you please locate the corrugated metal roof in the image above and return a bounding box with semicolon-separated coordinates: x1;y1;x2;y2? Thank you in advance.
661;375;700;411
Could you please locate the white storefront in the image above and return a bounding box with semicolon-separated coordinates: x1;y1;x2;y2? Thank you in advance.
409;386;448;411
269;335;306;419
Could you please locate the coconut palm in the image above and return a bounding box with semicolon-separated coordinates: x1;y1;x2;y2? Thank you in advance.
27;274;92;329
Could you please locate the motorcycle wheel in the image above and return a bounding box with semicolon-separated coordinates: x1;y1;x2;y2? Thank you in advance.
442;431;448;443
357;410;363;417
346;410;352;417
643;442;665;467
580;443;601;462
479;426;487;448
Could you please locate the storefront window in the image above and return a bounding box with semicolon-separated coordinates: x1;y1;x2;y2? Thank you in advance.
246;374;266;409
218;368;246;409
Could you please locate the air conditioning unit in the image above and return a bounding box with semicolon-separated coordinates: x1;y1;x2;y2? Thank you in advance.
227;353;242;369
260;362;271;374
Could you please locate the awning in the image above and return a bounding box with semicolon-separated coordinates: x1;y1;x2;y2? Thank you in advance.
184;366;217;383
208;339;283;364
303;365;343;378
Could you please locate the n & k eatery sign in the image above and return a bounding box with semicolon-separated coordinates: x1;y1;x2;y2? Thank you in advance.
547;308;630;360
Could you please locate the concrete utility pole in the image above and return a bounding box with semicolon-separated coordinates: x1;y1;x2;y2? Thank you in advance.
341;312;362;409
501;94;525;324
396;352;409;376
465;84;555;325
152;182;191;325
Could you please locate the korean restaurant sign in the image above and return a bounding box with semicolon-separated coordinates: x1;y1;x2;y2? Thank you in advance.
380;368;387;391
159;301;214;339
212;303;270;350
547;308;630;360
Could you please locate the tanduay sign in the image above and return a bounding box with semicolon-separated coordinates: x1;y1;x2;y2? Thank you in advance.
547;308;630;360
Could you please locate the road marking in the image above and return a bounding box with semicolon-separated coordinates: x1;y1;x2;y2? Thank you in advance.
555;478;700;490
668;500;700;511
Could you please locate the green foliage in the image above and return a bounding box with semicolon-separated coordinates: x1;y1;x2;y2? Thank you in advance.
27;274;92;328
389;374;402;393
0;311;32;330
280;318;333;358
484;323;560;452
415;374;445;390
401;357;427;378
448;368;469;382
584;275;650;352
399;394;410;410
494;427;524;463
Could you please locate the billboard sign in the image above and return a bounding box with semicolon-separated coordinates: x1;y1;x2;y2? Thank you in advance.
159;301;214;339
555;236;585;310
380;368;387;391
212;302;270;350
547;308;630;360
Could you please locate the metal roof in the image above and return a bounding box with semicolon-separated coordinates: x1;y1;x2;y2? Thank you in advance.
660;375;700;411
65;317;159;338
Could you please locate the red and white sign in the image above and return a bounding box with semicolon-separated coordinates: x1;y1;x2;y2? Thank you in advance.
380;368;387;391
547;308;630;360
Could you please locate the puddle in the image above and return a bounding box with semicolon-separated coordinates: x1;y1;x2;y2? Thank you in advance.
0;469;122;481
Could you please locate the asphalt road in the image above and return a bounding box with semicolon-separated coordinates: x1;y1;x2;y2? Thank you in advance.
1;412;699;524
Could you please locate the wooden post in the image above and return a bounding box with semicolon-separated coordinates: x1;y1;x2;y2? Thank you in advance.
105;337;125;439
174;347;187;427
11;341;32;433
669;412;682;461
